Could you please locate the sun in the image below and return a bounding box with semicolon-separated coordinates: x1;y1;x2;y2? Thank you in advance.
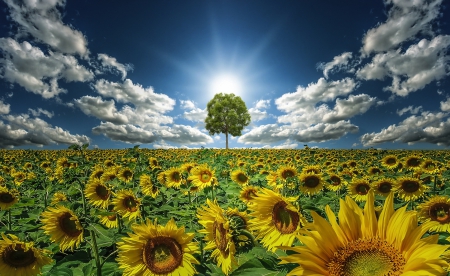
210;74;242;96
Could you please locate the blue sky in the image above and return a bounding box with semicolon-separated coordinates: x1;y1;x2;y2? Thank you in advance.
0;0;449;150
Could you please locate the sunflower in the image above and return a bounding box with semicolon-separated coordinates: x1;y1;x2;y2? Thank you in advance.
421;159;441;174
226;208;254;253
417;195;450;233
0;187;19;210
230;169;249;186
140;174;158;198
187;164;215;189
164;167;184;189
197;199;236;275
112;189;141;221
0;233;53;276
278;192;450;275
381;154;399;170
277;165;297;181
396;176;428;202
89;166;104;182
301;164;322;174
347;178;372;202
180;162;197;174
12;171;26;186
239;186;258;205
41;205;84;252
117;167;133;183
117;218;199;276
298;172;324;196
266;171;282;190
325;173;347;191
371;178;397;197
247;188;305;252
51;192;68;205
99;210;119;229
84;179;111;209
404;155;422;171
100;168;118;184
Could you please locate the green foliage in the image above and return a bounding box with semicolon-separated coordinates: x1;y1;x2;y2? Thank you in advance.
205;93;251;148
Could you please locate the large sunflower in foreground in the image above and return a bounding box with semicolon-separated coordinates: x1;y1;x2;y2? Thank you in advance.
417;195;450;233
117;218;199;276
197;199;236;275
41;205;84;252
247;188;305;252
0;233;53;276
279;192;450;275
112;189;141;221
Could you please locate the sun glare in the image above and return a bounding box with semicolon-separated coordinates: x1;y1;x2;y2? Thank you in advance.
210;74;242;96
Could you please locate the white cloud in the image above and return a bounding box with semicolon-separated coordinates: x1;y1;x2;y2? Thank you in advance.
97;54;133;80
397;105;423;116
28;108;54;118
323;94;377;123
0;101;11;115
4;0;89;57
0;113;90;148
214;135;221;140
0;38;93;98
317;52;353;79
440;98;450;112
180;100;196;110
248;99;271;122
254;99;270;109
183;108;207;122
275;78;358;113
361;0;443;55
74;96;129;125
360;111;449;146
357;35;450;96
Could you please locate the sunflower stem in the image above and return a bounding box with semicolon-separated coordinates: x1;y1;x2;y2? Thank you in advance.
90;229;102;276
7;209;11;230
239;229;257;246
117;214;123;234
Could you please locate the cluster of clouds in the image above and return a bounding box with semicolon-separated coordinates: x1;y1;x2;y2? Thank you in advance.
0;0;449;148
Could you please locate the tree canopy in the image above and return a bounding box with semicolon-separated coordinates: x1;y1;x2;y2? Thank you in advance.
205;93;251;149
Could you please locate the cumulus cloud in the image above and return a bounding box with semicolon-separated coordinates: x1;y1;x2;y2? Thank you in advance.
360;111;450;146
323;94;377;123
440;98;450;112
361;0;443;55
248;99;271;122
0;101;10;115
97;54;133;80
180;100;196;110
397;105;423;116
357;35;450;96
28;108;54;118
317;52;353;79
0;38;94;98
4;0;89;57
74;96;129;125
0;113;90;148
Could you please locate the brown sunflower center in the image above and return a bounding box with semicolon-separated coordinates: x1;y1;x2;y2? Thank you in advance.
355;183;370;195
406;158;420;167
201;172;212;182
377;182;392;194
282;170;295;179
2;244;37;268
95;185;110;200
370;168;381;174
327;238;405;276
123;196;138;212
122;170;133;179
401;180;420;193
58;213;82;237
213;221;229;256
237;173;248;183
304;176;320;188
171;172;181;182
330;176;341;186
143;237;183;274
385;158;396;165
93;171;104;179
272;201;299;234
107;213;117;221
0;192;14;203
429;203;450;223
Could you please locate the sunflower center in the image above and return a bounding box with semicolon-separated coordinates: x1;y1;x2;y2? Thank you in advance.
370;168;381;174
407;158;420;167
0;192;14;203
386;158;396;165
171;172;181;182
213;221;229;256
328;238;405;276
355;184;370;195
429;203;450;223
304;176;320;188
282;170;295;179
95;185;109;200
401;180;419;193
378;182;392;194
123;170;133;179
107;214;117;221
272;201;299;234
123;196;138;212
237;173;248;183
58;213;82;237
201;172;211;182
2;244;36;268
143;237;183;274
330;176;341;186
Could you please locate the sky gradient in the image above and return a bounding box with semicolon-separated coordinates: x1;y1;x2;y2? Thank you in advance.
0;0;449;150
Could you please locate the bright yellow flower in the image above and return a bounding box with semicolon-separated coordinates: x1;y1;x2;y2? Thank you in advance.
84;179;111;209
230;169;249;186
417;195;450;233
112;190;141;221
188;164;215;189
298;172;324;196
0;187;19;210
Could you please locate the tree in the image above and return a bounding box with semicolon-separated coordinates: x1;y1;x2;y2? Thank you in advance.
205;93;251;149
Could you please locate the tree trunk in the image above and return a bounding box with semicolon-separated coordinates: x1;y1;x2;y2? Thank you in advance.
225;131;228;149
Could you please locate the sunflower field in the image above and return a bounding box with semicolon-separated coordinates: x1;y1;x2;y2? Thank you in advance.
1;145;450;275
